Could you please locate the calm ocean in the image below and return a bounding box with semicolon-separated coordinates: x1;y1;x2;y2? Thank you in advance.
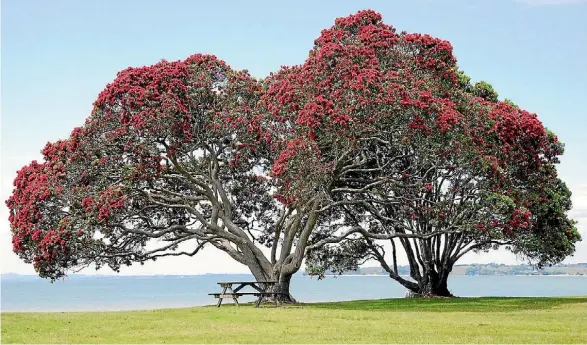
2;274;586;312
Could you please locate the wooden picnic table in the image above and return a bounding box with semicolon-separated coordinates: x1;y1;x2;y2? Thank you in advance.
209;281;285;307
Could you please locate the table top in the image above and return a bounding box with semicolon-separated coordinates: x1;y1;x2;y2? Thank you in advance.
217;281;278;285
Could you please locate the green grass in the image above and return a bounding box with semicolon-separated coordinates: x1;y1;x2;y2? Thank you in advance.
2;297;587;343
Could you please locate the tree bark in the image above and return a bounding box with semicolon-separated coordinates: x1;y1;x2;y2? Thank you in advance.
245;258;297;304
270;271;296;303
401;267;453;297
383;235;456;298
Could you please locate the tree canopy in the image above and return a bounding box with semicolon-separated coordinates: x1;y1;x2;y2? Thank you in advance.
294;12;579;296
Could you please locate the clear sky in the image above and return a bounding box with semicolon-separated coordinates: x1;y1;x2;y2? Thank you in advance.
2;0;587;275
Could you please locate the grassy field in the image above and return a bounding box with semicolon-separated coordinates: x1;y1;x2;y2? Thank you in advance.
2;297;586;343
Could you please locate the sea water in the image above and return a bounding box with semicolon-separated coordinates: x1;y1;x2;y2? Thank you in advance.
2;274;586;312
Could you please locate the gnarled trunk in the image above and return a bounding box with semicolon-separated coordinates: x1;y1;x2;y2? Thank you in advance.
234;200;320;305
246;258;297;304
406;271;452;297
270;271;296;303
401;267;453;297
379;235;456;298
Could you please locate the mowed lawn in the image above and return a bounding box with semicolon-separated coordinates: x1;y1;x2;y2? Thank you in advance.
2;297;586;343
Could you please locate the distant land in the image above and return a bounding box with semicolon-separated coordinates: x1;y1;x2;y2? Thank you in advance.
303;263;587;276
2;263;587;279
0;272;306;280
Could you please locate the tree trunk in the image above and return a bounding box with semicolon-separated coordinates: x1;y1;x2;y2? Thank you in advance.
270;271;296;303
245;259;297;304
418;272;453;297
403;269;453;297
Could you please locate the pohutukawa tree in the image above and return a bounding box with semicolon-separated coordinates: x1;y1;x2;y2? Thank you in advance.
7;54;338;302
256;10;487;281
267;10;580;297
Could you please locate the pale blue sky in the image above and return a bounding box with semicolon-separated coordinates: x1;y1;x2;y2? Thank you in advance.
2;0;587;275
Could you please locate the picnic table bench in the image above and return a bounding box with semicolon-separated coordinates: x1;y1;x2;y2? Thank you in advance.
209;281;286;307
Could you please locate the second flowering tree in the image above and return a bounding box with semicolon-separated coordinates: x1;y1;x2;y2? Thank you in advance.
264;10;579;296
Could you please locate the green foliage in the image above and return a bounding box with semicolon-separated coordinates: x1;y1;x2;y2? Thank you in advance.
513;176;580;268
305;240;370;279
472;80;499;102
455;68;472;91
503;98;519;109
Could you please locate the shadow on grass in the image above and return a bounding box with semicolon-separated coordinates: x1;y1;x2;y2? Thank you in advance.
303;296;587;312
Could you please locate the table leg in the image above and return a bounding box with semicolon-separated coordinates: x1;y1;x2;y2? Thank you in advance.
226;286;239;307
275;293;281;307
256;283;268;308
217;286;227;307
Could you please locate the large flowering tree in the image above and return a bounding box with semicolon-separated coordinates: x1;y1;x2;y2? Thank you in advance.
262;10;580;297
6;54;338;302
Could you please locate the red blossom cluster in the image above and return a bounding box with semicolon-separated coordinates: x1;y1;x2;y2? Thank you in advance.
8;161;54;252
402;33;457;82
260;10;464;202
81;187;127;221
5;157;82;276
89;54;261;179
464;97;556;185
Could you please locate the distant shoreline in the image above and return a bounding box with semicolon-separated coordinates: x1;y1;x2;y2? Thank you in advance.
3;273;586;280
3;262;587;279
304;262;587;277
311;274;586;278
